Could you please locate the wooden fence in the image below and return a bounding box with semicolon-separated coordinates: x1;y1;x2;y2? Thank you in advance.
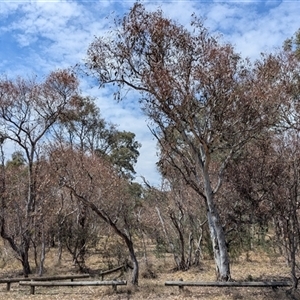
165;280;292;291
19;279;127;295
0;274;90;291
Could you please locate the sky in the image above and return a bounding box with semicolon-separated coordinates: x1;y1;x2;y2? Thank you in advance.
0;0;299;186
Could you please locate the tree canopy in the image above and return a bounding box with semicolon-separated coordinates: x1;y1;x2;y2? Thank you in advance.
86;3;297;280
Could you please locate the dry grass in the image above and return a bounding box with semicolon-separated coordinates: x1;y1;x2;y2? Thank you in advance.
0;244;297;300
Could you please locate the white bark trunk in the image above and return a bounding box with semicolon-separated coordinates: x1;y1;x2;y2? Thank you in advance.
203;166;230;281
207;210;230;280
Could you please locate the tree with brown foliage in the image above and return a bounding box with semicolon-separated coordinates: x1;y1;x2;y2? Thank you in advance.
50;146;140;285
0;70;79;276
272;133;300;290
86;3;282;280
223;31;300;290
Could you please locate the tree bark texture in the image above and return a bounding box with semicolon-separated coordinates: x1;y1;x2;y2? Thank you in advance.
203;166;230;281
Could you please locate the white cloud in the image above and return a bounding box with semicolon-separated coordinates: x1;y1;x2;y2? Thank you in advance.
184;1;299;59
0;2;20;17
145;1;198;25
0;1;113;75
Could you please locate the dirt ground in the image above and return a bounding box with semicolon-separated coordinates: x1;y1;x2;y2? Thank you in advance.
0;248;297;300
0;283;295;300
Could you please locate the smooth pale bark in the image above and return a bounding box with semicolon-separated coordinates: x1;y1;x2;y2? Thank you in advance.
203;160;230;281
206;209;230;281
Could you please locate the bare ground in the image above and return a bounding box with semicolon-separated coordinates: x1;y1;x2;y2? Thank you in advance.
0;248;298;300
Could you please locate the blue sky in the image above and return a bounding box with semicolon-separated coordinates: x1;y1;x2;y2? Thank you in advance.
0;0;299;186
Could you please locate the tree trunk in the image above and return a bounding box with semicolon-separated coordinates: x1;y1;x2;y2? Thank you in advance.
207;209;230;281
68;189;140;285
124;236;139;286
187;232;193;268
155;206;181;270
57;237;63;265
38;230;46;276
290;249;298;290
170;212;188;270
0;225;32;276
203;168;230;281
193;219;206;266
20;249;31;277
193;234;203;266
78;205;87;271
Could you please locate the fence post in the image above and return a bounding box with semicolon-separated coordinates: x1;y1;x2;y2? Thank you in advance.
30;285;35;295
179;278;184;292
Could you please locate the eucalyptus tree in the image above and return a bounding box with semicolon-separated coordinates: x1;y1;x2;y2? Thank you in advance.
56;95;141;179
273;133;300;291
0;70;79;276
50;146;141;285
227;30;300;290
51;95;141;271
85;3;282;280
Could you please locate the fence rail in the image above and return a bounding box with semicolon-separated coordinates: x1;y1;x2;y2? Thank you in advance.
0;274;90;291
165;280;292;291
19;280;127;294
